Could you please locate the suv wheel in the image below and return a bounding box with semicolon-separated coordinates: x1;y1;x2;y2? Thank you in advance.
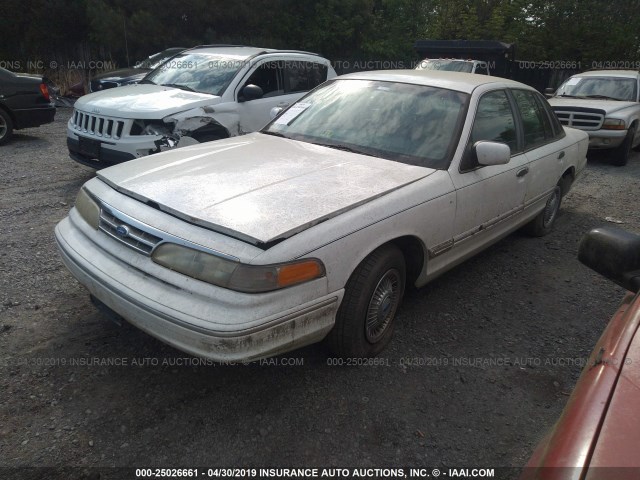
611;125;636;166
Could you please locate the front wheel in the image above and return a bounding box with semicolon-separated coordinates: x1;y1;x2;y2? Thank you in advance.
611;125;636;166
523;185;562;237
0;109;14;145
327;244;406;358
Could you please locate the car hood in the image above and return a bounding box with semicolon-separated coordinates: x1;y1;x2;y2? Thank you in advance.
93;67;145;80
548;97;638;114
583;302;640;474
93;68;149;82
74;84;219;119
97;133;435;246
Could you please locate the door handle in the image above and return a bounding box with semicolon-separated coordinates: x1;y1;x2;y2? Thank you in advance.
516;167;529;178
277;102;290;107
558;151;565;159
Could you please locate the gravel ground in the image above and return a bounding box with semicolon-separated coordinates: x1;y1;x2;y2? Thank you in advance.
1;110;640;480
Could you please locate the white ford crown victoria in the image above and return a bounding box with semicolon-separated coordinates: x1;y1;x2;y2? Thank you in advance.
55;70;589;361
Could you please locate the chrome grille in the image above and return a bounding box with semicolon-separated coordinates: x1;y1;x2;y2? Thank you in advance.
71;109;130;139
553;108;605;131
99;208;162;255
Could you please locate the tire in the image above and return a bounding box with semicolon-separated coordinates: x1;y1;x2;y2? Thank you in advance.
611;125;635;166
0;109;14;146
327;244;406;358
523;184;562;237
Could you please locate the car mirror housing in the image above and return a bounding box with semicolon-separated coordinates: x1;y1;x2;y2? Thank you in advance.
241;84;264;102
578;227;640;293
544;87;555;98
474;141;511;166
270;106;283;119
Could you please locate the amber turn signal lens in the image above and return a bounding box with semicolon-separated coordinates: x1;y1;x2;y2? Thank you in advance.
277;260;325;288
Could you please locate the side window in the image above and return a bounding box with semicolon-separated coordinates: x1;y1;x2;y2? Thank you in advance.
242;61;283;98
512;89;553;148
284;61;328;93
470;90;517;151
534;92;565;138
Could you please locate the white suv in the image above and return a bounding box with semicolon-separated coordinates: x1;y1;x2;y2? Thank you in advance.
67;45;336;168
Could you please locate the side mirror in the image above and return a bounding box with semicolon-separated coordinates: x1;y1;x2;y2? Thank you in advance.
474;141;511;166
544;88;555;98
241;84;264;102
578;227;640;293
270;106;283;119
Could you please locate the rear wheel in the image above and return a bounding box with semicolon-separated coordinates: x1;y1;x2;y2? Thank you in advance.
611;125;636;166
0;109;14;145
327;244;406;358
523;184;562;237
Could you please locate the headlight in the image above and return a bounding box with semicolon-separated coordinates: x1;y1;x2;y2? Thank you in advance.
75;188;100;229
602;118;626;130
151;243;325;293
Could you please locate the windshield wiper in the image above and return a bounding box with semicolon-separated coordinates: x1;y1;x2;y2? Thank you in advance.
311;142;378;157
557;94;583;98
161;83;196;92
139;79;155;85
584;94;620;100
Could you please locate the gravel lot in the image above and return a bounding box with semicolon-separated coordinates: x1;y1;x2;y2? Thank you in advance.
1;109;640;479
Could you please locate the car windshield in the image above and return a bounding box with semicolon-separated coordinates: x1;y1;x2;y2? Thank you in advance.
556;76;638;101
415;60;475;73
263;79;469;169
143;53;245;96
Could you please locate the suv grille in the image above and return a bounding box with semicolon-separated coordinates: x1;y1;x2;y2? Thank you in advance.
99;208;162;255
552;108;605;131
71;109;131;139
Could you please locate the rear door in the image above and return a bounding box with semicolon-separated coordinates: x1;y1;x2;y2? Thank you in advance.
511;89;572;211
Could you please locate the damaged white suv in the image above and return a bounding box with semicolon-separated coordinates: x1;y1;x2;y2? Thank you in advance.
67;45;336;168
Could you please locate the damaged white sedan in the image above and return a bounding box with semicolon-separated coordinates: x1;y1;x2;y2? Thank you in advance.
56;70;588;361
67;45;336;168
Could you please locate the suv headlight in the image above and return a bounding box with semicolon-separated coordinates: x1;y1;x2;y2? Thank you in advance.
75;188;100;229
602;118;626;130
151;243;325;292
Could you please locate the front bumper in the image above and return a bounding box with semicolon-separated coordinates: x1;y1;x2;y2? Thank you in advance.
55;216;341;361
586;129;627;149
66;124;165;168
67;137;136;169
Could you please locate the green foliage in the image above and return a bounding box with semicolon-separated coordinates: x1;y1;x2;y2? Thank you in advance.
0;0;638;71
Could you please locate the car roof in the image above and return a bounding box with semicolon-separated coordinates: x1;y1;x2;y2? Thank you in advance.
575;70;640;79
337;69;531;94
185;45;321;58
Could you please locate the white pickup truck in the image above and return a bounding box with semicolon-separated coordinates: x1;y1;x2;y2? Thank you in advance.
547;70;640;166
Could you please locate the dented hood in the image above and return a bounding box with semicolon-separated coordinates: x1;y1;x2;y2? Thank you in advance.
74;84;220;119
98;133;435;246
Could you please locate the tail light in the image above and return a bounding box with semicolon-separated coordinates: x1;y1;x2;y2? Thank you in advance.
39;83;50;102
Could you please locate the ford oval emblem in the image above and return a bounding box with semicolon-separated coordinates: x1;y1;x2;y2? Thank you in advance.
115;225;129;238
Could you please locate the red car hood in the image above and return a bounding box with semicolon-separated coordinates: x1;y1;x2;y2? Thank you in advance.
522;292;640;480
